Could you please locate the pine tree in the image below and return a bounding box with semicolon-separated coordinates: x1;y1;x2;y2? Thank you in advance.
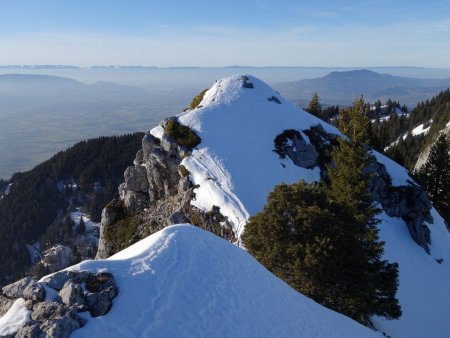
416;134;450;224
307;92;322;119
328;97;401;323
337;97;371;144
243;182;362;319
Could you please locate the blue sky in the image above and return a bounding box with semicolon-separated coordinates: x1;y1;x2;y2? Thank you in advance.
1;0;450;67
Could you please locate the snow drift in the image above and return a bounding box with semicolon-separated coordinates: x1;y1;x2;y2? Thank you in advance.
68;225;382;337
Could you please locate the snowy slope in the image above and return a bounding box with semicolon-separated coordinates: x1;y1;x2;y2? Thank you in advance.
151;75;450;338
43;225;381;338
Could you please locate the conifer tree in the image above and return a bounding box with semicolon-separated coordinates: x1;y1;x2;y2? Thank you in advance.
416;134;450;223
328;97;401;323
243;181;364;320
307;92;322;119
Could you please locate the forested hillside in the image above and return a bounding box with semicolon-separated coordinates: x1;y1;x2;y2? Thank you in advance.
0;133;143;286
383;89;450;169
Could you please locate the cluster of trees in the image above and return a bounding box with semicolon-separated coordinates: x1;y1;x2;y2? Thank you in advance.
0;133;143;285
305;92;339;122
385;89;450;171
305;91;449;174
305;89;450;230
367;99;407;119
371;113;409;151
244;98;401;325
305;93;411;152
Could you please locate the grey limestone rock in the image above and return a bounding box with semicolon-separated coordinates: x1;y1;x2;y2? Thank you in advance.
274;130;318;169
123;165;149;193
41;270;89;291
59;280;86;310
0;295;15;317
30;301;86;337
1;277;45;302
14;323;43;338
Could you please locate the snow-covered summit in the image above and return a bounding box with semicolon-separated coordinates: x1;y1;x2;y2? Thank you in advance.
151;75;338;237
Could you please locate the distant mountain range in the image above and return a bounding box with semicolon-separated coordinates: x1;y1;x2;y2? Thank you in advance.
277;69;450;108
0;74;148;96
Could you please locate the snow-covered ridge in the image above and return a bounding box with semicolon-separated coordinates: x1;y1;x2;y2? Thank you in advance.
0;225;383;337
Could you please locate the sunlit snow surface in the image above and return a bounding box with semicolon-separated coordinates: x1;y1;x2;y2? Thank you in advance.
68;225;381;338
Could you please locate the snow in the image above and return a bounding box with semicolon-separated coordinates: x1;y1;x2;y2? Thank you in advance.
411;121;432;137
370;107;407;123
4;183;12;195
70;208;100;249
70;208;100;233
0;298;31;336
372;151;417;186
372;211;450;338
0;183;13;199
64;225;380;338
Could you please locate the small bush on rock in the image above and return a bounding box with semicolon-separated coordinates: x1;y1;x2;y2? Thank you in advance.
187;89;208;110
164;119;201;150
104;213;141;254
178;165;190;177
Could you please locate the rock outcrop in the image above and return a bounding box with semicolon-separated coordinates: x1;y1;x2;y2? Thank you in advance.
274;129;318;169
298;124;433;252
41;244;76;274
2;277;45;302
97;118;235;259
0;271;118;337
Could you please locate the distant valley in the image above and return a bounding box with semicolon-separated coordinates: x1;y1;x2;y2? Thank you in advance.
0;74;197;178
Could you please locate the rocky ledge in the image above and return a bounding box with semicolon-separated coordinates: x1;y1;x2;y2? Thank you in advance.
0;271;117;337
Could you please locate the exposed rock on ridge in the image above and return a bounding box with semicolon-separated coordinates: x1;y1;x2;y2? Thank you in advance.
0;271;117;337
97;118;235;259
